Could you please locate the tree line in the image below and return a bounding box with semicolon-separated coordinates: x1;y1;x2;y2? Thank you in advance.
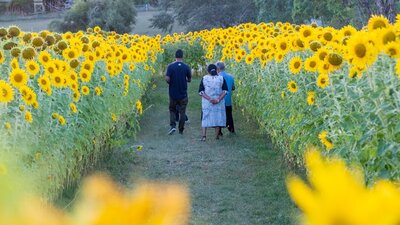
151;0;400;32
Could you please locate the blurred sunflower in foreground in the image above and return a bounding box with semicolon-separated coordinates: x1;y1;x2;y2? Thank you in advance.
287;148;400;225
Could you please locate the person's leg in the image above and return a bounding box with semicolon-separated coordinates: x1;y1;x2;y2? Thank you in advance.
169;97;177;131
201;127;207;141
175;105;180;122
226;105;234;133
215;127;221;139
178;97;188;133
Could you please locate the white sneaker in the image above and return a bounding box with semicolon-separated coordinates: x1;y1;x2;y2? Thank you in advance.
168;127;176;135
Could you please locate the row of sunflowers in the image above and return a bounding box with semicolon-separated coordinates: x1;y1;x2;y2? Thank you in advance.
0;26;162;199
161;15;400;182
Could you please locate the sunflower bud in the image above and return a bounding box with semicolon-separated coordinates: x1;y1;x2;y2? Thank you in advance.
327;52;343;66
32;36;45;48
45;35;56;46
22;47;36;60
0;27;7;37
39;31;48;39
11;47;21;58
70;59;80;69
80;36;89;44
8;26;21;37
92;40;100;48
23;33;32;43
57;40;68;50
3;41;17;50
309;41;322;52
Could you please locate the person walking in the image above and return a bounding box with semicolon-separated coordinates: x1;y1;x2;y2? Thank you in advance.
216;61;235;134
199;64;228;141
166;49;192;135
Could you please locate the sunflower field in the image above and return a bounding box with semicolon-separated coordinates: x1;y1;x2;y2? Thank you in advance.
159;15;400;182
0;26;162;199
0;13;400;225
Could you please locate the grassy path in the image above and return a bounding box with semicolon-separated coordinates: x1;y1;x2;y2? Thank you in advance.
99;76;297;225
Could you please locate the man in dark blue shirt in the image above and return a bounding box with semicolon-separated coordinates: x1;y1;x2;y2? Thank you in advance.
165;49;192;135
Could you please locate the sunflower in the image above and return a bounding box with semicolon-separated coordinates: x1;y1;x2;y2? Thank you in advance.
20;86;37;106
9;68;28;89
31;36;45;48
58;115;66;126
38;75;50;89
289;56;302;74
345;33;378;68
0;50;5;64
316;47;329;62
348;66;363;79
316;73;329;89
340;25;357;37
304;57;318;72
4;122;11;129
377;28;396;46
51;74;65;88
25;111;33;123
368;15;390;31
307;91;315;105
10;58;19;70
325;52;343;70
245;54;254;64
63;48;78;60
21;47;36;60
0;80;14;103
318;130;334;150
101;75;107;82
73;91;81;102
95;87;102;96
384;41;400;58
81;85;90;95
25;60;40;77
38;51;52;65
288;81;298;93
79;69;92;83
81;61;94;73
70;103;77;113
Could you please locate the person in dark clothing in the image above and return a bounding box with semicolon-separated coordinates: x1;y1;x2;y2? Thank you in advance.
165;49;192;135
176;105;189;122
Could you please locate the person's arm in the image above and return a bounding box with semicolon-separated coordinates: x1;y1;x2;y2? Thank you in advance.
165;65;171;84
199;78;214;102
187;66;192;83
215;78;228;104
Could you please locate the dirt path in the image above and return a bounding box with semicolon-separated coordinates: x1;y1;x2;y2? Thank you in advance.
99;76;297;225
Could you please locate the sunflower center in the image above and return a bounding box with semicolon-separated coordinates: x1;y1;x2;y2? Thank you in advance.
303;30;311;37
310;61;316;68
321;78;326;84
41;79;47;85
29;65;36;70
291;83;296;88
323;32;333;41
328;53;343;66
294;61;300;69
280;42;287;50
55;77;61;83
14;73;23;83
373;20;387;30
318;52;327;61
48;67;54;73
383;31;396;44
68;51;75;58
354;44;366;58
388;48;397;56
2;88;7;97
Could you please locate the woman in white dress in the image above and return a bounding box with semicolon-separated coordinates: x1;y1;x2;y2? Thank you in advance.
199;64;228;141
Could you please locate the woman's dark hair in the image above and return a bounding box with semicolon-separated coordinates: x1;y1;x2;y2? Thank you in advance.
207;64;218;76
